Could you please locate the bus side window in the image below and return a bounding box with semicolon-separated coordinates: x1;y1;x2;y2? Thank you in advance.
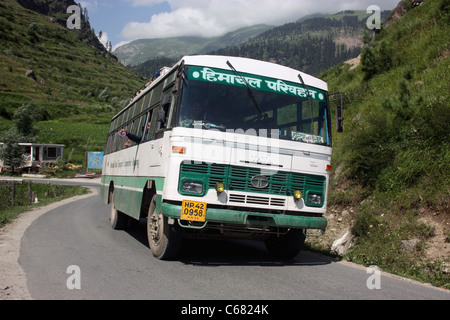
146;109;157;141
105;134;111;154
115;128;124;151
157;91;173;131
136;114;146;139
128;119;138;147
158;103;170;130
155;106;165;139
109;134;115;154
113;133;119;153
141;111;153;142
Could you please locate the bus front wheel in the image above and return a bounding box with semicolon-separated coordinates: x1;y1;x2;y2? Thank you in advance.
147;196;182;260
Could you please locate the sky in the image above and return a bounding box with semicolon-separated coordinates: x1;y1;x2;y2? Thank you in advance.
79;0;400;51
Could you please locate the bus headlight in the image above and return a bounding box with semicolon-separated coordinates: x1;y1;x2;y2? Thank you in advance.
215;182;225;193
182;180;203;194
307;193;323;206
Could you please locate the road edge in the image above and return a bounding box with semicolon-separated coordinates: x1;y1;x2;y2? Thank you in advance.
0;187;98;300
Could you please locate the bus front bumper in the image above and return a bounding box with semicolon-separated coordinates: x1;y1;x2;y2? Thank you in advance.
161;203;327;232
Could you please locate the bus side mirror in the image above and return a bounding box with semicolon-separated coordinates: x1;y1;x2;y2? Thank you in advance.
329;92;344;133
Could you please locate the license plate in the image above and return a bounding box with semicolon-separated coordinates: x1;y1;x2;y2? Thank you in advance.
181;200;207;222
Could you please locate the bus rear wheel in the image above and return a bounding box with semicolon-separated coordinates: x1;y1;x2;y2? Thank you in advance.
109;190;129;230
147;195;182;260
264;229;306;259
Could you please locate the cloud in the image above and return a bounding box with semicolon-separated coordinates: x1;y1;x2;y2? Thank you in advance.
113;40;133;51
120;0;399;40
121;6;227;39
97;31;109;47
79;0;99;12
122;0;166;6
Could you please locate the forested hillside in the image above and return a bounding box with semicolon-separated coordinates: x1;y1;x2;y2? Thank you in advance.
209;10;390;76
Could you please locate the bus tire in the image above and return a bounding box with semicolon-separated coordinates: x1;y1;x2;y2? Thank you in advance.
264;229;306;259
109;190;129;230
147;195;182;260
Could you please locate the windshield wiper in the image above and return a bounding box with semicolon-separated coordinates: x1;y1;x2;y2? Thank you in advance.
298;73;315;131
226;61;262;116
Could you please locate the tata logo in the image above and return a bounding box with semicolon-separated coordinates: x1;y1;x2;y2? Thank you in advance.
251;175;269;189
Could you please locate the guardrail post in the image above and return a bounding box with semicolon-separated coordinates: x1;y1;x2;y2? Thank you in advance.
28;181;32;205
12;181;16;206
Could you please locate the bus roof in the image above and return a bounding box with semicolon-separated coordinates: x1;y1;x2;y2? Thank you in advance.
182;55;328;92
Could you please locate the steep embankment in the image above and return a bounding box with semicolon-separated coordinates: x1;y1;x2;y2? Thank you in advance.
311;0;449;288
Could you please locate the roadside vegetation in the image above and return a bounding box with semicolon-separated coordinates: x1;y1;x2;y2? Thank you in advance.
0;181;89;228
0;0;146;163
317;0;449;288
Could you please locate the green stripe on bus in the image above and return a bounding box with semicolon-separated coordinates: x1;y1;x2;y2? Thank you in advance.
100;176;166;219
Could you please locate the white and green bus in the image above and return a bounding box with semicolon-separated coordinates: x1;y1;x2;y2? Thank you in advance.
101;55;343;260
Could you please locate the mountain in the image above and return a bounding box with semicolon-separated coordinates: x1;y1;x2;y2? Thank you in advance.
129;10;391;78
208;10;391;76
113;24;274;67
129;57;178;80
314;0;449;287
0;0;146;162
129;10;392;78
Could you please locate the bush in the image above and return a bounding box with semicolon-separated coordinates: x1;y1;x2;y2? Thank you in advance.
342;60;450;191
361;40;393;80
342;105;398;187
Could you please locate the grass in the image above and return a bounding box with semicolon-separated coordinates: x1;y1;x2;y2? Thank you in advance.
0;0;147;163
35;117;110;163
321;0;449;194
318;0;450;288
0;2;145;107
0;180;90;228
347;188;448;288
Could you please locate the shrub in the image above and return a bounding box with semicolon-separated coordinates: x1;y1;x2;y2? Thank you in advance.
361;40;393;80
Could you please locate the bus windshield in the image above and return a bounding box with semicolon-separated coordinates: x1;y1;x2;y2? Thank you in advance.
177;65;331;146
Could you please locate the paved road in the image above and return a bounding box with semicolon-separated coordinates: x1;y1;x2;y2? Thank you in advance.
19;181;450;301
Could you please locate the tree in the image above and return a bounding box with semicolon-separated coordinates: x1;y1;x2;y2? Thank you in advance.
83;7;89;23
361;40;393;80
0;128;25;173
361;45;378;80
0;103;44;172
13;102;43;139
